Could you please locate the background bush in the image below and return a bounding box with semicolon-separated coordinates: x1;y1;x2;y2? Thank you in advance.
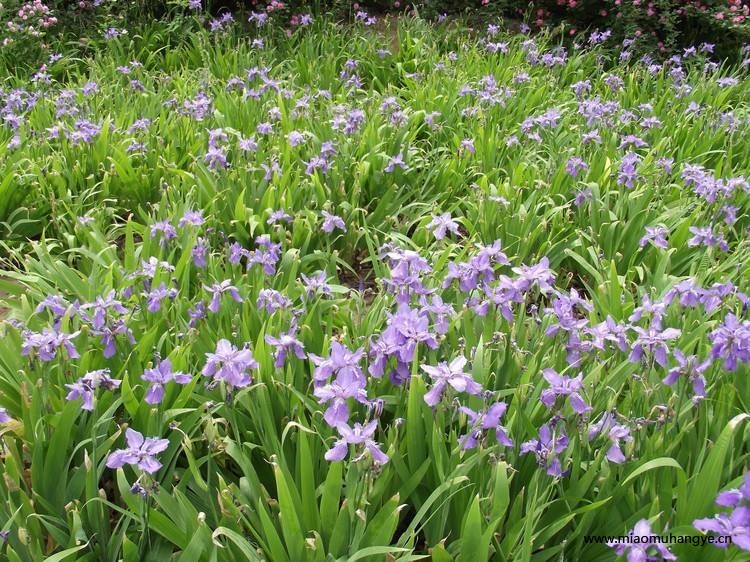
1;0;748;70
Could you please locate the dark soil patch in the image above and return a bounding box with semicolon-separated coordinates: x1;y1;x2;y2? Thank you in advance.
339;250;378;304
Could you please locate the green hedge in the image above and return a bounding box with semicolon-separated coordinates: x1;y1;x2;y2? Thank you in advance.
1;0;748;69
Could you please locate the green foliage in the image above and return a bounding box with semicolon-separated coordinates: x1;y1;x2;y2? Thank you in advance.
0;13;748;562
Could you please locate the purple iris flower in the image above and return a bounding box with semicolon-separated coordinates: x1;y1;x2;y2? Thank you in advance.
420;295;455;335
709;314;750;371
204;280;243;313
389;109;406;127
149;221;177;244
257;289;292;314
69;119;103;145
314;378;369;427
130;257;174;280
629;321;681;368
82;81;98;96
228;243;248;266
188;302;206;328
247;240;282;275
192;237;209;268
424;111;441;129
540;368;591;413
300;271;331;298
460;138;476;154
265;326;306;368
688;226;729;252
565;157;588;178
581;129;601;145
512;257;556;294
586;316;629;353
256;122;273;135
0;408;11;423
248;11;267;26
443;255;493;292
618;152;641;188
205;146;228;170
106;428;170;474
331;107;365;134
142;359;192;405
178;209;205;227
640;226;669;249
369;305;438;384
321;211;346;233
477;240;510;267
629;294;667;324
383;246;432;303
618;135;648;149
309;341;366;387
607;520;676;561
588;412;632;464
571;80;591;98
239;136;258;151
426;213;461;240
520;422;569;477
35;295;71;319
91;319;135;359
694;509;750;551
722;204;739;226
458;403;513;450
717;77;739;88
80;290;128;330
484;276;524;322
693;473;750;552
656;157;674;174
65;369;121;411
714;473;750;508
267;209;293;225
202;339;259;391
287;131;305;147
387;305;439;361
324;420;389;465
421;357;482;407
305;155;332;176
103;28;125;40
641;116;662;130
543;289;592;337
663;349;710;402
21;328;80;362
144;283;178;313
589;29;612;45
694;282;735;313
128;118;152;134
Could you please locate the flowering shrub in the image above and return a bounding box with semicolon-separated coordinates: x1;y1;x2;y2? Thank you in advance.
0;12;750;562
2;0;749;67
534;0;750;55
0;0;58;63
197;0;750;47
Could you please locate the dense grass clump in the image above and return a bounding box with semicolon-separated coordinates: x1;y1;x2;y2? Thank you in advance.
0;14;749;562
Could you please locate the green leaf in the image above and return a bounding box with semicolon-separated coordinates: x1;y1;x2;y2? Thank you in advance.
681;413;750;524
43;544;89;562
343;546;414;562
320;459;343;547
460;495;485;561
361;494;403;548
273;461;305;561
211;527;263;562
